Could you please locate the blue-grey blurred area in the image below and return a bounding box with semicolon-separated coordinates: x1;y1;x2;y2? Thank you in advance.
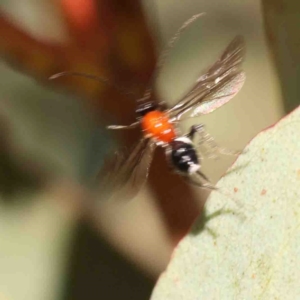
0;0;288;300
0;60;117;300
0;62;110;191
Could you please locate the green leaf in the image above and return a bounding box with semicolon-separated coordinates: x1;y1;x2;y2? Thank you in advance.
151;106;300;299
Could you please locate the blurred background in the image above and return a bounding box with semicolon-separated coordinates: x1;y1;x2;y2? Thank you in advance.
0;0;296;299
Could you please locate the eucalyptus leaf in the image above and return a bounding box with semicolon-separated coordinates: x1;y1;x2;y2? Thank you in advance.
152;106;300;299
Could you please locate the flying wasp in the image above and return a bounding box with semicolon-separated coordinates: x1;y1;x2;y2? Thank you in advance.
51;14;246;201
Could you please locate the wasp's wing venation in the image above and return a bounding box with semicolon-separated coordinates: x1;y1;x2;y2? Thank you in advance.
97;138;156;201
190;71;246;116
168;36;246;118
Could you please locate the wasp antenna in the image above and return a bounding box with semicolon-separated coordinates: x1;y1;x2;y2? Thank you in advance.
49;71;72;80
157;13;206;70
49;71;113;85
143;13;206;98
49;71;138;99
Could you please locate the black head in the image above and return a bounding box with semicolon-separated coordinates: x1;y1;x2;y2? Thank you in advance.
135;102;157;118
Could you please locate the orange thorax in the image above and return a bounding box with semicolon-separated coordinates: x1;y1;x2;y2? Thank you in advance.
141;110;176;143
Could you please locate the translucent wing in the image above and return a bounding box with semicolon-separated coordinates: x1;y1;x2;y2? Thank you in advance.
168;36;246;119
97;138;156;202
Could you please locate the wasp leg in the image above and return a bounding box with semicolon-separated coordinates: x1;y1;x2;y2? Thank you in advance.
197;170;211;183
107;121;139;130
185;174;217;191
196;170;218;190
187;124;242;159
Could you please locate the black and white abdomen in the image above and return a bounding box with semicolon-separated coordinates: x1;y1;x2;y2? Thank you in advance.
168;137;200;174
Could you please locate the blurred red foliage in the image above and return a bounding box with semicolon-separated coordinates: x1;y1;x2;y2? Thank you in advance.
0;0;156;122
